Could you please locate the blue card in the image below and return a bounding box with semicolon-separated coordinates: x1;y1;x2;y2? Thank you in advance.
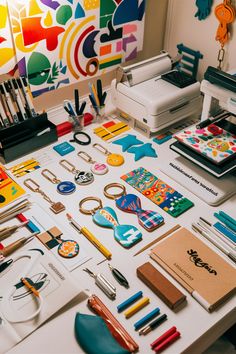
53;142;75;156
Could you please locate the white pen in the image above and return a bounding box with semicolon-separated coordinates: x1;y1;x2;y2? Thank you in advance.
199;217;236;250
192;223;236;263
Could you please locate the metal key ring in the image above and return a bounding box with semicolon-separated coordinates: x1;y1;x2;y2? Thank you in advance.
77;151;94;164
79;197;103;215
23;178;40;192
41;169;60;184
103;183;126;200
59;159;77;173
70;132;91;145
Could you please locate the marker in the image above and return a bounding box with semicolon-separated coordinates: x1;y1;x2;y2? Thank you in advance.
134;307;160;330
124;297;150;319
139;314;167;335
0;88;12;125
213;222;236;244
154;330;180;352
151;326;177;348
214;212;236;234
117;291;143;313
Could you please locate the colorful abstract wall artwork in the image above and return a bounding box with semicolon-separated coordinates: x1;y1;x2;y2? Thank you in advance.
0;0;146;96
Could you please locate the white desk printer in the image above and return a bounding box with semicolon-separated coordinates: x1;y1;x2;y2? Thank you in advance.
111;52;202;136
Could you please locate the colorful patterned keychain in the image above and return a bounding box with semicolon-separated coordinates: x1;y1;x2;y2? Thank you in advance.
59;159;94;185
23;178;66;214
215;0;235;69
77;151;109;175
79;196;142;248
103;183;164;232
92;143;124;166
38;227;79;258
41;169;76;195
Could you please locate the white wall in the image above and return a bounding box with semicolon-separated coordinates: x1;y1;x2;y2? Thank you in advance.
164;0;236;79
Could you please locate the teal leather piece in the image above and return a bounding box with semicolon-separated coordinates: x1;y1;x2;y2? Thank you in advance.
74;313;129;354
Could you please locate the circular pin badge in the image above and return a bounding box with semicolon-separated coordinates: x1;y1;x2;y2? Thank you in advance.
58;240;79;258
91;162;108;175
57;181;76;195
107;154;124;166
74;171;94;185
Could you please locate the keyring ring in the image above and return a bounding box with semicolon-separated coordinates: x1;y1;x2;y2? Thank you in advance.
70;132;91;145
103;183;126;199
79;196;103;215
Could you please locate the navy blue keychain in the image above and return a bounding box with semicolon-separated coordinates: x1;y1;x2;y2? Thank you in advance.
41;169;76;195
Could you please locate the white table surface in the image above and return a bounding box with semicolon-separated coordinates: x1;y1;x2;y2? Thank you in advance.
3;116;236;354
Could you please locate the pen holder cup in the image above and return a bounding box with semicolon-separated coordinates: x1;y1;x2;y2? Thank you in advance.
91;105;106;123
69;114;84;132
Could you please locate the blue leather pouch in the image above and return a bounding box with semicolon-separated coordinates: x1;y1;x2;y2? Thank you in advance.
74;313;129;354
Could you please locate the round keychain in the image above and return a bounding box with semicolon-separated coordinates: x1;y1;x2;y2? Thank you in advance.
77;151;109;175
79;196;142;248
41;168;76;195
59;159;94;185
57;239;79;258
92;143;124;166
103;183;164;232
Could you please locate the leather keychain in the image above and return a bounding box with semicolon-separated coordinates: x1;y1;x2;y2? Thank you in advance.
79;196;142;248
92;143;124;166
59;159;94;185
104;183;164;232
77;151;109;175
24;178;66;213
41;169;76;195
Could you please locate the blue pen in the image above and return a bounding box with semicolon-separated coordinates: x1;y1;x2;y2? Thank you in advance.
214;222;236;244
134;307;160;330
219;211;236;228
214;213;236;234
117;291;143;313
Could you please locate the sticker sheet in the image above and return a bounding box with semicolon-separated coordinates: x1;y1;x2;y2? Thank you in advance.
121;167;194;218
0;0;146;97
174;124;236;164
0;167;26;208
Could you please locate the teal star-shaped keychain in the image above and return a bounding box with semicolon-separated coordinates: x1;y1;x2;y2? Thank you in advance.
127;143;158;161
112;134;144;152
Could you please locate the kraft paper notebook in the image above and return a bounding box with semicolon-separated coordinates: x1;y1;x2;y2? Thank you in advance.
150;227;236;312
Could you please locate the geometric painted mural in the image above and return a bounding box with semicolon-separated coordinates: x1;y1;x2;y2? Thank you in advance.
0;0;146;96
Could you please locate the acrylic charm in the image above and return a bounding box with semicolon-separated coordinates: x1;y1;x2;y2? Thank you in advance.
79;197;142;248
104;183;164;232
92;143;124;166
59;159;94;186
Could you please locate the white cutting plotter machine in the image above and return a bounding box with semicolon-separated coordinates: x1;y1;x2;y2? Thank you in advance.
111;52;202;137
